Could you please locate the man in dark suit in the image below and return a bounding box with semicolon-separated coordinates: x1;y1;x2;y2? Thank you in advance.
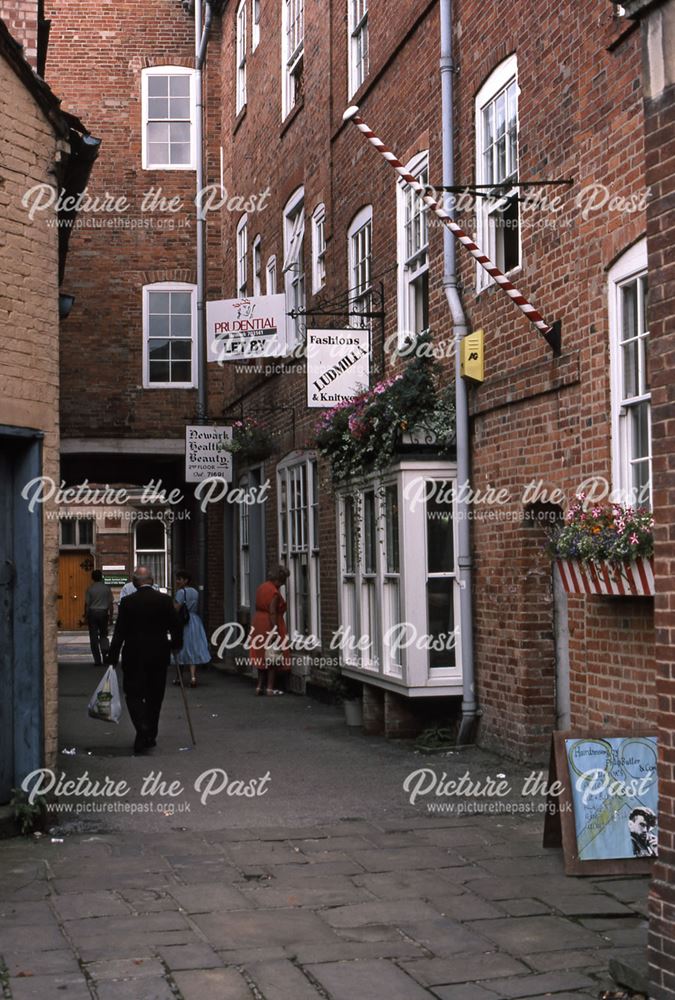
108;566;183;754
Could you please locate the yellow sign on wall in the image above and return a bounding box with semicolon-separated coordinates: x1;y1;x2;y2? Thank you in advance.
460;329;485;382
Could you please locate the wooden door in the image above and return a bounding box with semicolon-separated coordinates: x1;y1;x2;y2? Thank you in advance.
58;552;94;630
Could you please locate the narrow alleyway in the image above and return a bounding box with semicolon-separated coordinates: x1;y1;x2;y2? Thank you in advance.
0;638;649;999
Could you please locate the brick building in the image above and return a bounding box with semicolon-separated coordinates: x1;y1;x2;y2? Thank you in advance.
43;0;231;624
209;0;658;750
0;5;96;798
619;0;675;994
42;0;662;757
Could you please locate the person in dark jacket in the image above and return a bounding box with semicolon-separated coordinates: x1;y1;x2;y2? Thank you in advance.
108;565;183;754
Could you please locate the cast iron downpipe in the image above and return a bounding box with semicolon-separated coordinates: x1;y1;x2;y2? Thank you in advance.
440;0;479;744
195;0;213;623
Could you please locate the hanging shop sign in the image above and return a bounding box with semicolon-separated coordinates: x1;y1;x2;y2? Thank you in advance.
207;294;287;361
185;425;233;483
306;328;370;408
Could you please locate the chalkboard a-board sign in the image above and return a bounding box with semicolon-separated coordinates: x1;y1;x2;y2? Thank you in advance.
543;731;658;876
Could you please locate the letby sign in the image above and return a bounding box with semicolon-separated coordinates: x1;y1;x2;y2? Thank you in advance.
207;294;287;361
306;328;370;408
185;425;233;483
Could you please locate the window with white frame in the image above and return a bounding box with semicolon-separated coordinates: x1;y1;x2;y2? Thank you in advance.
337;464;460;686
609;239;651;507
59;517;94;548
252;0;261;51
311;204;327;293
236;215;248;296
266;255;277;294
348;0;369;98
134;519;169;590
142;67;195;170
252;235;262;296
396;152;429;346
236;0;247;113
475;55;520;286
142;283;197;388
348;205;372;324
278;454;320;639
283;189;305;345
282;0;304;119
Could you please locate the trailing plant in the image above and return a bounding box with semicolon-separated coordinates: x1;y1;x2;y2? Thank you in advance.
548;494;654;564
315;334;456;483
10;788;49;836
219;418;278;462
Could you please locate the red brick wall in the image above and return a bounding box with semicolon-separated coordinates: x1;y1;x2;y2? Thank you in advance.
455;0;654;757
0;0;38;68
43;0;226;442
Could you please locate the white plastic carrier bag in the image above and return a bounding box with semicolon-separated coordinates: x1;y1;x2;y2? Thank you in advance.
87;665;122;724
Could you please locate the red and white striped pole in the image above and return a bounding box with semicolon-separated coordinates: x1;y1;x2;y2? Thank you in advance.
343;105;559;353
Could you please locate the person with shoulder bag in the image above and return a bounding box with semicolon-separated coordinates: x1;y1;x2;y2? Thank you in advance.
173;570;211;688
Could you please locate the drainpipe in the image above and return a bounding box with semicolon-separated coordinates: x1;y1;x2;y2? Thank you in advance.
440;0;478;744
195;0;213;622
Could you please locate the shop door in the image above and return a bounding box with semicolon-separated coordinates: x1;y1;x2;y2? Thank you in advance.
58;552;94;630
0;449;15;801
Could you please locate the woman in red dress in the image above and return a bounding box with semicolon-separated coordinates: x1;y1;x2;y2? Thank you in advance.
249;564;291;695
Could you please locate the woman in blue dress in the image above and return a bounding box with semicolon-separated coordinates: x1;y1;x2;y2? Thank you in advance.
173;571;211;687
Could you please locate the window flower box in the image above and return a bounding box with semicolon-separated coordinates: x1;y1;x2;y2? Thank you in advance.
549;494;654;598
556;556;654;597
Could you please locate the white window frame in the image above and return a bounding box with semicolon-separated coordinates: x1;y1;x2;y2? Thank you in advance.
236;0;247;113
277;452;320;640
311;203;327;293
348;205;372;324
142;282;197;389
134;519;169;591
396;151;429;348
348;0;369;98
236;215;248;296
282;0;304;119
141;66;196;171
609;238;651;507
252;0;261;50
283;187;305;347
336;460;462;693
266;255;277;295
252;235;262;296
475;54;520;290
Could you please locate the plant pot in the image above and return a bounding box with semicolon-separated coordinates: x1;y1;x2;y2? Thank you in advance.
556;557;654;597
343;698;363;727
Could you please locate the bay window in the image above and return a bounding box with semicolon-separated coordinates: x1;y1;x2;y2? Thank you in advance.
337;459;461;694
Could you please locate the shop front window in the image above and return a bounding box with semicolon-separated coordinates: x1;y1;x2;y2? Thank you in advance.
278;454;320;639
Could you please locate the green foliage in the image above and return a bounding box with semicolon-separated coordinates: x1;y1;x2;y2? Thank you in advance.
219;418;278;461
548;494;654;563
315;335;456;483
10;788;49;836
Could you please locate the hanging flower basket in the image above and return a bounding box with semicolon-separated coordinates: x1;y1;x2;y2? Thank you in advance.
556;556;654;597
315;333;456;484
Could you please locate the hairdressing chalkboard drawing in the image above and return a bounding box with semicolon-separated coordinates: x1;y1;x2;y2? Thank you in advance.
565;737;658;862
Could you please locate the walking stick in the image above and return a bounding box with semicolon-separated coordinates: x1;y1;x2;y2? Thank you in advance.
342;105;559;354
173;655;197;746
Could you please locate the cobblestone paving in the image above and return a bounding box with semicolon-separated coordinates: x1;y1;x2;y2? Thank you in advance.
0;640;649;999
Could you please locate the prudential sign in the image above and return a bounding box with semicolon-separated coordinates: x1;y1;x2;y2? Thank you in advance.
207;294;288;361
306;329;370;408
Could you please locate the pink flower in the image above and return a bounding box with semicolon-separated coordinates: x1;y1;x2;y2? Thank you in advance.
630;533;639;545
